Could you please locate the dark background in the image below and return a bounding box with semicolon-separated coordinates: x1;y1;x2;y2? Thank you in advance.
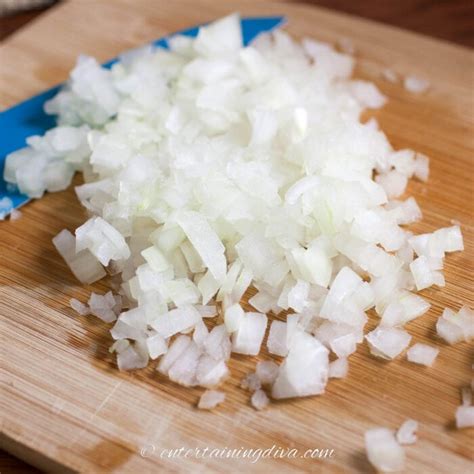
1;0;473;46
0;0;472;472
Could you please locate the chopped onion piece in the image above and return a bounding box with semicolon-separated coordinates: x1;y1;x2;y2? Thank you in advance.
414;153;429;182
267;320;289;357
146;333;168;359
157;335;191;375
365;427;405;472
436;306;473;344
406;343;439;367
151;305;201;339
455;406;474;429
203;325;231;361
366;327;411;360
69;298;90;316
232;312;267;356
272;332;329;399
396;419;418;445
241;373;261;392
198;390;226;410
461;387;472;406
195;305;217;318
88;291;117;323
256;360;279;385
328;358;349;378
382;68;398;83
109;339;130;354
330;333;357;358
404;75;430;94
75;216;130;266
10;208;22;221
53;229;106;284
168;341;201;386
193;319;209;347
117;341;149;371
196;356;229;388
251;389;269;410
176;211;226;283
224;303;244;333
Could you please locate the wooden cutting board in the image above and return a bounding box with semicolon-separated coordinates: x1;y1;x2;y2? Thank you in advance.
1;1;473;472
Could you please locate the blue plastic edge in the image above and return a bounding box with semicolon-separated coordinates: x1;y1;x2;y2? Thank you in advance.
0;16;286;213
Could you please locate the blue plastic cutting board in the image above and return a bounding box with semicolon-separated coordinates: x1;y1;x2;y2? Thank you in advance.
0;16;285;215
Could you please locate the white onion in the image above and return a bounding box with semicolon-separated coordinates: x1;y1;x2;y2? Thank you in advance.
328;358;349;378
455;406;474;429
69;297;90;316
410;256;445;291
232;312;267;355
168;341;201;386
330;333;357;358
4;13;467;411
224;303;244;333
203;324;231;361
251;389;269;410
110;307;147;341
76;216;130;266
109;339;130;354
461;387;472;406
195;305;217;318
382;68;398;83
52;229;106;284
366;327;411;359
192;319;209;347
337;37;354;55
150;305;201;339
349;81;387;109
9;208;22;221
198;390;226;410
267;320;290;357
146;333;168;359
365;427;405;472
196;356;229;388
157;335;191;375
381;292;430;327
241;373;262;392
396;419;418;445
176;210;227;283
256;360;279;385
0;197;14;220
406;343;439;367
436;306;473;344
414;153;430;182
404;75;430;94
272;331;329;399
88;291;117;323
117;341;149;370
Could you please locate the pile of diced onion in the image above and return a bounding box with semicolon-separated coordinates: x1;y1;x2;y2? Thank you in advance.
4;13;473;468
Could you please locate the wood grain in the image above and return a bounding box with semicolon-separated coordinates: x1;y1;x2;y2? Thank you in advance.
0;1;473;472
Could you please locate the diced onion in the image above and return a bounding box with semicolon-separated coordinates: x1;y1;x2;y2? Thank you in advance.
404;75;430;94
365;427;405;472
455;406;474;429
366;327;411;360
69;297;90;316
251;389;270;410
406;343;439;367
198;390;226;410
328;358;349;379
396;419;418;445
4;13;467;413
